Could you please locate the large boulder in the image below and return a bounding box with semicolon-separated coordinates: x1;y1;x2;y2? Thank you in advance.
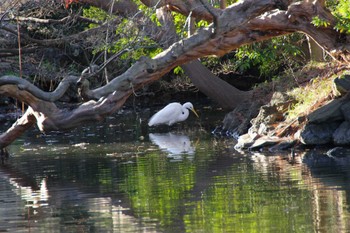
333;74;350;96
300;121;341;145
307;99;344;124
340;101;350;122
221;100;261;137
333;121;350;145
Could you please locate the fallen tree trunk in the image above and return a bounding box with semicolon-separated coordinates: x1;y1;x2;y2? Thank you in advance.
182;60;252;109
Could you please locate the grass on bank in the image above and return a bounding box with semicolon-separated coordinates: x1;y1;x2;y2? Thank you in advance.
280;62;344;121
286;75;334;120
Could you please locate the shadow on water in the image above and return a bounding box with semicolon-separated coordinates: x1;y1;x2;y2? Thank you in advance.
1;106;350;232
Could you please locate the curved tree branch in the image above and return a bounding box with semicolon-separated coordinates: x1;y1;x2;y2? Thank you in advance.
0;75;80;102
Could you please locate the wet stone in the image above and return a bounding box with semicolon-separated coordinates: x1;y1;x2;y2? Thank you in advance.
333;74;350;96
333;121;350;145
300;121;341;145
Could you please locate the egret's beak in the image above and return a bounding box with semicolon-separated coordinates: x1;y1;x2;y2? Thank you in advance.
191;108;199;118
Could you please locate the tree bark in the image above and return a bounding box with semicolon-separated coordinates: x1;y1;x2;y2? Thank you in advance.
307;36;324;62
182;60;252;109
0;108;36;148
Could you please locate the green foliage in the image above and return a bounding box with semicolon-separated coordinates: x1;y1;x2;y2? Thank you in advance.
196;20;209;28
173;66;184;75
111;18;161;60
209;34;304;78
311;16;331;28
312;1;350;33
3;71;19;76
83;5;162;65
83;6;109;28
332;0;350;33
334;18;350;33
212;0;349;79
335;0;350;17
172;12;188;37
136;0;160;26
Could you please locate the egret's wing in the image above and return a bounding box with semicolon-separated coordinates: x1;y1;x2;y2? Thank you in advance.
148;103;181;126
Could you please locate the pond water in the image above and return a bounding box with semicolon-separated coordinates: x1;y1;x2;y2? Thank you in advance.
1;106;350;232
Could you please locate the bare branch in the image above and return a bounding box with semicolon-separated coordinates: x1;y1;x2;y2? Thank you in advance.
11;15;102;25
0;17;120;47
0;11;9;24
0;75;79;102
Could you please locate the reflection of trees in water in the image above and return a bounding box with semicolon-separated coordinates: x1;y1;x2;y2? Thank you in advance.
302;150;350;232
250;151;350;233
0;168;50;231
0;160;159;232
2;147;350;232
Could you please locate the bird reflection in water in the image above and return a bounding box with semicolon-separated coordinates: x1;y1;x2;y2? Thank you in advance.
8;177;49;209
149;133;195;160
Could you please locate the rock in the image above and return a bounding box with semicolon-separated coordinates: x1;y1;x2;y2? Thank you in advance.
325;147;350;166
257;123;267;135
248;92;294;136
269;92;288;106
299;88;350;146
333;74;350;96
326;147;348;157
307;99;344;123
300;121;341;145
340;101;350;122
333;121;350;145
235;133;297;151
234;133;256;150
222;100;261;136
248;136;282;150
302;151;336;167
249;105;281;136
269;139;297;152
232;77;350;149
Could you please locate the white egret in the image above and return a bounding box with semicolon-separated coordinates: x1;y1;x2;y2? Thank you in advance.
148;102;199;126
